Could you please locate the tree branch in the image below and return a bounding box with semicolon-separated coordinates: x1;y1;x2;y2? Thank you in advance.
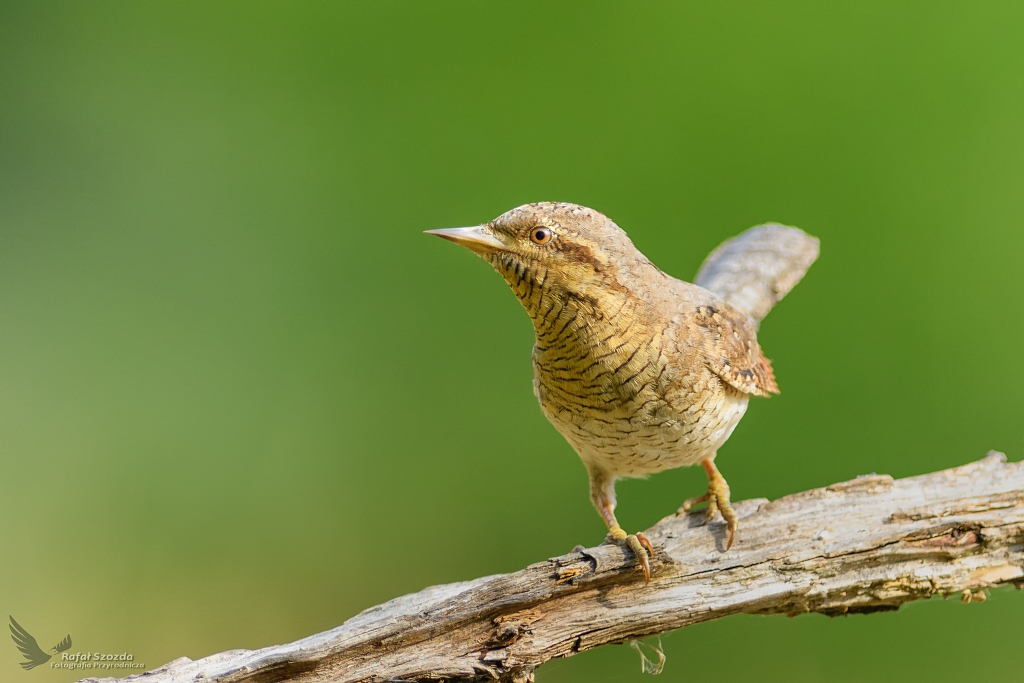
80;452;1024;683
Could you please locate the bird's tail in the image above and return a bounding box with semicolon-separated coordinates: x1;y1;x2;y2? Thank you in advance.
695;223;819;328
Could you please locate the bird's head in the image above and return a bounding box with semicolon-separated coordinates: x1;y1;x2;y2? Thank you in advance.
426;202;650;316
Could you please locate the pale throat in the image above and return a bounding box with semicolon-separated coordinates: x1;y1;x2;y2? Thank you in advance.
486;250;640;347
527;282;637;360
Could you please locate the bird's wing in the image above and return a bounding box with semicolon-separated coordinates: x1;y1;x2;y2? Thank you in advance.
693;304;779;397
694;224;819;328
53;634;72;653
9;616;52;670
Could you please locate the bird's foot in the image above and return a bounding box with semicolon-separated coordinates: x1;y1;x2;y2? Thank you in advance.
679;475;737;550
606;525;654;583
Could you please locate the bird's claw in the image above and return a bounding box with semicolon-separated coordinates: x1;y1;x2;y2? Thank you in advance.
679;492;708;514
606;526;654;583
629;532;654;583
679;481;737;550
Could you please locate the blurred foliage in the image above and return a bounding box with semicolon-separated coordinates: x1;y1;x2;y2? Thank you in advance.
1;2;1022;681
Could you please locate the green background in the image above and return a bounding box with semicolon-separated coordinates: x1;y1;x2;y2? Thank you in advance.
2;2;1022;681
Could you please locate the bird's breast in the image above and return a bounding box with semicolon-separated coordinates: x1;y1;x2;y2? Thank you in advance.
531;313;745;477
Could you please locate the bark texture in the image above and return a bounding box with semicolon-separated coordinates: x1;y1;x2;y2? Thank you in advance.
79;452;1024;683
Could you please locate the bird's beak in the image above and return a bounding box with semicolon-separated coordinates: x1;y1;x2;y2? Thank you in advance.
424;225;505;253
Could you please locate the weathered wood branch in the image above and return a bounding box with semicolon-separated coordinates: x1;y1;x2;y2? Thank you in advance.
81;452;1024;683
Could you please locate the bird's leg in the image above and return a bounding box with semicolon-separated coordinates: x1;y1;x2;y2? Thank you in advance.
680;457;737;550
589;470;654;583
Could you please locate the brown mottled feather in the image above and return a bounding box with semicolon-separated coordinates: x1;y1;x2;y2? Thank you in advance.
431;202;817;574
432;201;814;490
692;304;779;397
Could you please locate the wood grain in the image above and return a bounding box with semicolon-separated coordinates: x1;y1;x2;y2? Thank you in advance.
79;452;1024;683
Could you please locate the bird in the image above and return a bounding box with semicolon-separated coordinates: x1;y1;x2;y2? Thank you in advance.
426;202;818;582
9;615;72;670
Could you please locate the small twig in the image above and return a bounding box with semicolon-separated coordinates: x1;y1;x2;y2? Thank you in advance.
629;637;665;675
79;451;1024;683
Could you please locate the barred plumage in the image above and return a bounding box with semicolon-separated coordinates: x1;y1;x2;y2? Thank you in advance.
428;202;817;582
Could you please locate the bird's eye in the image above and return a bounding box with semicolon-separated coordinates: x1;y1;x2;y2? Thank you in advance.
530;227;553;245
